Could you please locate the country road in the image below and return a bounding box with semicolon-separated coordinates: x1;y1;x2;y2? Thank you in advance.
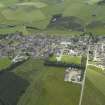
79;45;90;105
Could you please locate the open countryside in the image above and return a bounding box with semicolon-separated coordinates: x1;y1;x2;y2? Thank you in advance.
81;65;105;105
0;0;105;35
0;0;105;105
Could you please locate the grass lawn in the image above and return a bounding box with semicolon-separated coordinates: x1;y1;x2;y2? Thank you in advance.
81;65;105;105
62;55;81;65
0;58;81;105
49;55;81;65
0;57;11;70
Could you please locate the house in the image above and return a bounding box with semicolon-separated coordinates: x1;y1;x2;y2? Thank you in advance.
64;67;82;84
12;53;29;63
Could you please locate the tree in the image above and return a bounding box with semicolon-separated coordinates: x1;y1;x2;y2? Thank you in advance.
81;54;87;80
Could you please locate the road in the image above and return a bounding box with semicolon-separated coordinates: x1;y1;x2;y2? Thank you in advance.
79;45;90;105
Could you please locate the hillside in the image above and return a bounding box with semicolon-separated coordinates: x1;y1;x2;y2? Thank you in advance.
0;0;105;35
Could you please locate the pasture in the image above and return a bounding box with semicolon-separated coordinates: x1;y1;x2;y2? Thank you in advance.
62;55;81;65
0;58;81;105
48;55;81;65
0;0;104;35
0;57;11;70
81;65;105;105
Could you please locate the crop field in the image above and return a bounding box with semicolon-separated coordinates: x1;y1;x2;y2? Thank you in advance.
0;0;104;35
0;59;81;105
81;65;105;105
2;9;46;22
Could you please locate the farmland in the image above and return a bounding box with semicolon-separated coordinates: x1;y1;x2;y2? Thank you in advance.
48;55;81;65
0;57;11;70
0;58;81;105
81;65;105;105
0;0;105;105
0;0;104;35
62;55;81;65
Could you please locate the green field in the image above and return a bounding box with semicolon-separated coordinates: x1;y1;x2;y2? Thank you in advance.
0;59;81;105
0;57;11;70
81;65;105;105
49;55;81;65
0;0;105;35
62;55;81;64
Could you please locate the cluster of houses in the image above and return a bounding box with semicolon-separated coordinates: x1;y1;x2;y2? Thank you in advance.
59;42;85;84
12;52;29;63
0;33;105;83
89;42;105;68
0;34;61;59
54;41;87;57
52;35;105;84
0;33;89;60
64;67;82;84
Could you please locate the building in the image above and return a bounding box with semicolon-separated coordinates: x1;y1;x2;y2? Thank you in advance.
64;67;82;84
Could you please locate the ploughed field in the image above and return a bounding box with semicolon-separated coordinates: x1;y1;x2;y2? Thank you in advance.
0;0;105;35
0;58;81;105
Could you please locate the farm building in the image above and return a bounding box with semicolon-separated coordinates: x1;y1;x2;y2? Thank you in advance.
64;67;82;84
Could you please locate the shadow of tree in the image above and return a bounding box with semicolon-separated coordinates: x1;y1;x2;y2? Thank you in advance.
0;71;29;105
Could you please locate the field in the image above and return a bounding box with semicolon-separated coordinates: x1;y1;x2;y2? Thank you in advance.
48;55;81;65
62;55;81;64
81;65;105;105
0;58;81;105
0;57;11;70
0;0;104;35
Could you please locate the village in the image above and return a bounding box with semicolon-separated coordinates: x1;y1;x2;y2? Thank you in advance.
0;33;87;60
0;33;104;84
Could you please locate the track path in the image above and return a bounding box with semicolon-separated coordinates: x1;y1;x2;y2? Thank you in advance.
79;45;90;105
